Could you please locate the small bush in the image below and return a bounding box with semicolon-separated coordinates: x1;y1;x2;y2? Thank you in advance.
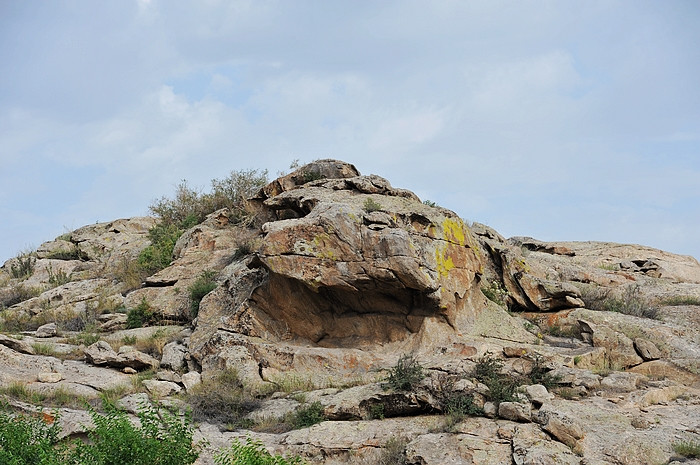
214;437;306;465
126;299;155;329
47;265;71;287
10;253;35;279
47;246;89;261
363;198;382;213
188;271;217;319
1;284;43;307
472;353;519;404
673;439;700;458
527;356;561;389
186;369;260;427
138;223;185;276
0;402;67;465
289;401;325;429
383;354;425;391
481;280;508;307
73;402;201;465
422;199;438;208
379;437;408;465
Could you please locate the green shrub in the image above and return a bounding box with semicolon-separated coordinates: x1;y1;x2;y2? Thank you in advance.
527;356;561;389
0;403;68;465
289;401;325;429
138;223;186;275
150;169;268;227
10;253;35;279
73;402;200;465
673;439;700;458
472;353;519;404
47;247;89;261
362;198;382;213
383;354;425;391
47;265;71;287
214;437;306;465
188;271;217;319
422;199;438;208
126;299;155;329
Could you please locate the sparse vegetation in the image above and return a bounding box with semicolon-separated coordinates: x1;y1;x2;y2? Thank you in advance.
661;295;700;306
383;354;425;392
214;437;306;465
138;222;191;276
422;199;438;208
378;437;408;465
47;246;89;261
126;299;156;329
472;353;519;404
47;264;71;287
186;368;260;428
10;252;36;279
579;284;659;319
481;280;508;307
363;198;383;213
673;439;700;458
188;271;217;319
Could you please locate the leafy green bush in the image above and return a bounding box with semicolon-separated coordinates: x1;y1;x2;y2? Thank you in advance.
214;437;306;465
0;403;67;465
188;271;217;319
138;222;187;275
0;401;200;465
363;198;383;213
10;253;35;279
383;354;425;391
74;402;200;465
289;401;325;429
472;353;519;404
126;299;155;329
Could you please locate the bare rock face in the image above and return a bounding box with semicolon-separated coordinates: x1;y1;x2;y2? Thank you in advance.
191;160;487;383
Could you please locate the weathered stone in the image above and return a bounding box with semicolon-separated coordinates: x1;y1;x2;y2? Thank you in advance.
181;371;202;391
84;340;158;371
405;432;512;465
523;384;554;407
600;372;646;392
84;341;121;365
512;424;582;465
628;360;700;388
549;367;601;390
35;323;57;338
579;320;643;368
634;338;661;361
160;341;188;371
482;402;497;418
38;372;62;383
0;334;35;354
142;379;182;397
156;370;182;383
498;401;531;422
537;404;585;450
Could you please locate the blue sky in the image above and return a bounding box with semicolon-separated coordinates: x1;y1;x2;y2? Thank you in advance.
1;1;699;263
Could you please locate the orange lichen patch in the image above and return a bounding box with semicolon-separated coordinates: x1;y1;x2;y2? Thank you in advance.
42;412;55;424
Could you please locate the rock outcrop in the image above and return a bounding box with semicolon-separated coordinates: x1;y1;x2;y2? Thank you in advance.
1;159;700;465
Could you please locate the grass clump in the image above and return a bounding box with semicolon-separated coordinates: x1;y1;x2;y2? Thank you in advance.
363;198;383;213
215;437;306;465
47;264;71;287
138;222;191;276
661;295;700;306
47;246;89;261
673;439;700;458
383;354;425;391
188;271;217;319
126;299;156;329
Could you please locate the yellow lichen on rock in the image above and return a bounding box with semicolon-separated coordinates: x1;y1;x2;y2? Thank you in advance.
435;244;456;278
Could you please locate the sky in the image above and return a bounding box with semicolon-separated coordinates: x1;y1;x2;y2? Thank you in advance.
1;0;699;264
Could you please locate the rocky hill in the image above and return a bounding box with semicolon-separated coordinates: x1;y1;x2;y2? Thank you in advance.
1;160;699;464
